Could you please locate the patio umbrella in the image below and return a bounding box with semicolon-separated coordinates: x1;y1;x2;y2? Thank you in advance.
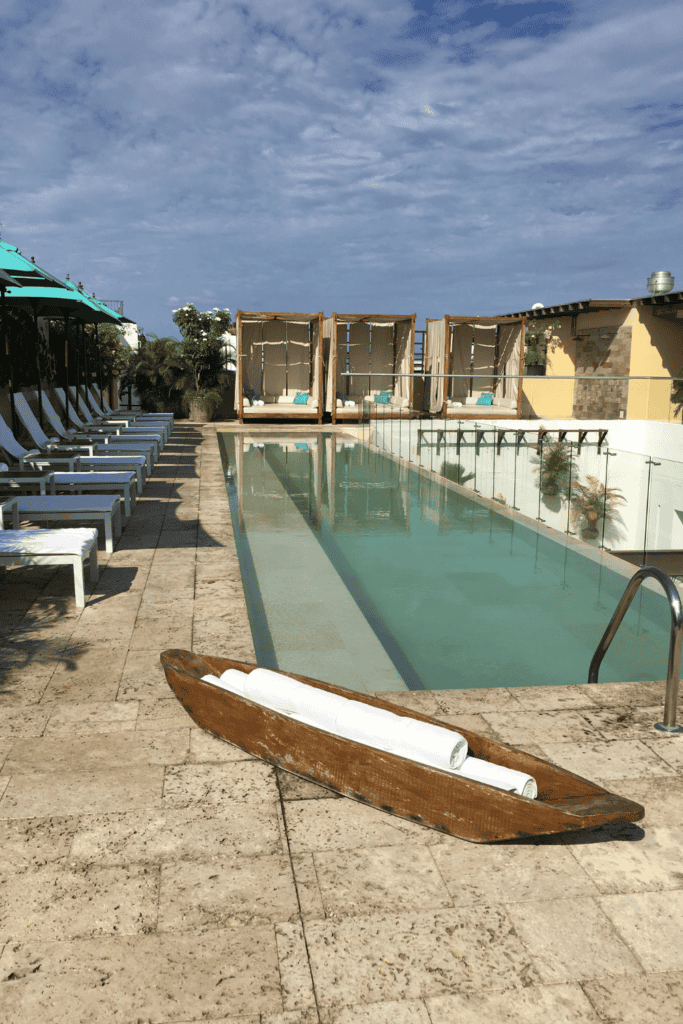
0;242;121;429
0;267;22;437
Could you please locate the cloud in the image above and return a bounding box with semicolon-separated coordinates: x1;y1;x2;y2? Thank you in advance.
1;0;682;331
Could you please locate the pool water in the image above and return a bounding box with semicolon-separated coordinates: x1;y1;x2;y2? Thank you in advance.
219;433;677;692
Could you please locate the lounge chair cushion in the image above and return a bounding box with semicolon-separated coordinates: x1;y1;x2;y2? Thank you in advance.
0;527;96;558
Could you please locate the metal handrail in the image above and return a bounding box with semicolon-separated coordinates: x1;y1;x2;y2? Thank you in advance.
587;566;683;733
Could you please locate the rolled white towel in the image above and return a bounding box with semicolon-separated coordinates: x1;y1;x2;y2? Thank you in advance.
454;756;537;799
345;400;355;407
390;716;468;771
332;703;400;752
243;667;312;715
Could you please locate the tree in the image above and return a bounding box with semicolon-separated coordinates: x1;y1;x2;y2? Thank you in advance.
117;333;183;413
169;303;232;415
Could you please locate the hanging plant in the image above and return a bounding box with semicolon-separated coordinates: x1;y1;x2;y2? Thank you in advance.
570;475;626;540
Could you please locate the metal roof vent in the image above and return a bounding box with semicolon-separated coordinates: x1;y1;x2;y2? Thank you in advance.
647;271;674;295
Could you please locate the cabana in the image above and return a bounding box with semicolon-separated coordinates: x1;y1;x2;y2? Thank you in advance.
324;313;415;422
425;316;525;419
235;311;324;423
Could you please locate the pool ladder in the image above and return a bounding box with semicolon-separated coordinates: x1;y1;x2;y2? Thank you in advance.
588;566;683;733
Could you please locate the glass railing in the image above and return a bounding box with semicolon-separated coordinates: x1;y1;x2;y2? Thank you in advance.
340;371;682;424
349;372;683;574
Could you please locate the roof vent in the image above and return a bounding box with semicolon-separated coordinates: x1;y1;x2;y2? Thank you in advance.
647;271;674;295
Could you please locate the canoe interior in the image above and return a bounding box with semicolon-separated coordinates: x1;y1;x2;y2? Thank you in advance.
160;649;645;842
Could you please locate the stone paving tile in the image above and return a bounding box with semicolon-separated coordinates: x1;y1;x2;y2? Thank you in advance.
304;845;453;920
506;896;643;983
598;890;683;972
136;695;197;731
319;999;431;1023
432;687;519;715
303;905;540;1010
117;646;172;700
432;711;502;739
582;972;683;1024
0;861;160;941
276;768;341;800
579;705;681;742
0;929;283;1023
128;615;193;651
283;799;433;855
158;852;301;932
189;728;255;762
567;826;683;894
481;710;603;746
0;705;51;737
0;729;190;775
611;776;683;828
538;739;677;780
426;983;601;1023
0;815;79;871
430;839;601;906
42;699;139;737
0;766;165;819
574;680;668;708
70;803;285;865
161;760;280;809
276;921;317;1010
498;685;601;712
0;734;15;769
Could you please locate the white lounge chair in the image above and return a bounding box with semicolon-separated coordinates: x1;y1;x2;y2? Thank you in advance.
96;386;174;424
0;408;148;494
18;394;156;475
0;520;98;607
86;387;173;440
1;494;122;553
51;471;137;517
57;389;163;460
67;387;170;446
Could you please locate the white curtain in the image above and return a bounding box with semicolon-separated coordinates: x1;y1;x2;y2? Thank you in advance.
369;324;394;393
323;316;335;411
426;318;446;413
495;322;522;407
471;324;497;393
448;324;473;402
347;321;370;399
395;320;412;402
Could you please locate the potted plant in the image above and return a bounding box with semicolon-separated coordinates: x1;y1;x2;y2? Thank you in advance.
570;475;626;540
170;303;233;421
531;440;577;497
523;319;562;377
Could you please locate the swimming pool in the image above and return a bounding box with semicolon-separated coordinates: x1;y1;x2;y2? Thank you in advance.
219;432;677;693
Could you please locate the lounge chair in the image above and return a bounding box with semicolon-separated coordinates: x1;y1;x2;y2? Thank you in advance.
0;518;98;607
67;387;170;445
0;409;148;493
96;386;174;425
1;494;122;553
87;387;173;436
17;394;157;475
55;389;164;458
51;471;137;517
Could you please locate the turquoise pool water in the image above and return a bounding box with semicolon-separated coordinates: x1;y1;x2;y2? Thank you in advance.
219;433;677;692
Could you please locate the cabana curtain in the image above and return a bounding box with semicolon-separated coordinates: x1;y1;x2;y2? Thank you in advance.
426;319;446;413
495;322;522;406
236;312;322;416
471;323;497;394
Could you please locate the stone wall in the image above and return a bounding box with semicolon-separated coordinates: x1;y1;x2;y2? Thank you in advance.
572;325;632;419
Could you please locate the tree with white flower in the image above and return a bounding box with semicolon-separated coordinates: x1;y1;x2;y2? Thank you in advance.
170;303;233;417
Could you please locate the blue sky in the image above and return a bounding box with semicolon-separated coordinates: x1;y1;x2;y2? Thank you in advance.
1;0;682;338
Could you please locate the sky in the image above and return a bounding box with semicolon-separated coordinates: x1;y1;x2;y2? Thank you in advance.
1;0;682;339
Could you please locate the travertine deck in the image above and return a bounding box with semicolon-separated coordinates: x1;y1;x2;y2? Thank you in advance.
1;421;682;1023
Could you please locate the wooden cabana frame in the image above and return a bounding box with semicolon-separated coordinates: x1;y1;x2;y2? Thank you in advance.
235;310;324;424
324;313;416;423
424;316;526;419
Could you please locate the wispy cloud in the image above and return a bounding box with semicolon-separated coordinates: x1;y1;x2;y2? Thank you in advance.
2;0;682;332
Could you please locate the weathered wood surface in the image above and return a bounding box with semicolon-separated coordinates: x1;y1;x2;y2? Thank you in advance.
160;649;645;843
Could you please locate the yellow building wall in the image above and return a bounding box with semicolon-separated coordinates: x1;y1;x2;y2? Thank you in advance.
627;308;683;423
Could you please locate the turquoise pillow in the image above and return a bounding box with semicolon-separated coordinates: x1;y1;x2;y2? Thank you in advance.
295;443;309;451
293;391;309;405
374;393;391;404
475;393;494;406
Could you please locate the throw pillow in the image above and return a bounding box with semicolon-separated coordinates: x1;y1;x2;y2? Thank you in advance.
243;386;262;403
335;390;347;402
475;393;494;406
374;393;391;405
293;391;309;405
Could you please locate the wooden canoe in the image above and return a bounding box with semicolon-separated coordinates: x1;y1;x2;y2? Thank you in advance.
160;649;645;843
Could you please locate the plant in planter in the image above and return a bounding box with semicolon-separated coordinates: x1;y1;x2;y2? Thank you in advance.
170;303;233;420
672;368;683;421
570;474;626;540
531;440;577;497
117;334;184;414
